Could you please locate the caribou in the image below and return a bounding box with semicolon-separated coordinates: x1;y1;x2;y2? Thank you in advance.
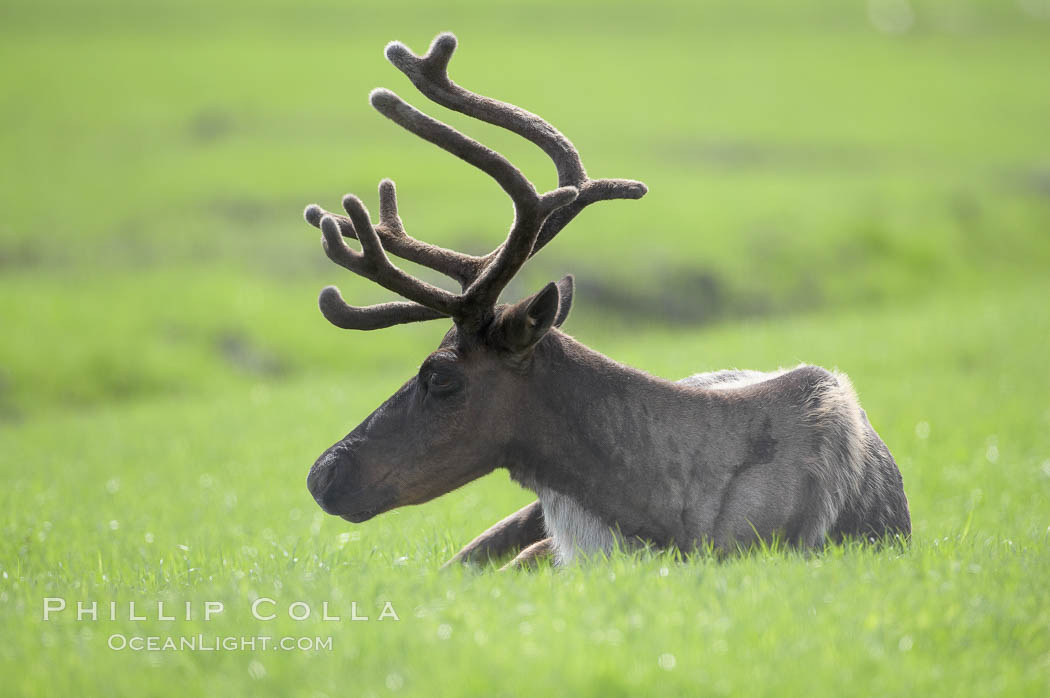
302;33;910;569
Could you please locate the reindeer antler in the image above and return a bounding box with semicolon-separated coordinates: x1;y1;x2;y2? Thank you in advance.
304;32;647;332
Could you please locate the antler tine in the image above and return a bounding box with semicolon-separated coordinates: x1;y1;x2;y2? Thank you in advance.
385;33;586;187
318;286;447;330
318;208;461;318
305;179;484;289
384;32;648;255
370;88;544;212
532;177;648;256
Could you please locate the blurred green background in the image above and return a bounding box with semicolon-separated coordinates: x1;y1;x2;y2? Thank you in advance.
2;0;1048;417
2;1;1049;696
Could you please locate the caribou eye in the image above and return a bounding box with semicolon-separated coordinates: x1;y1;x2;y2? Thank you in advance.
427;373;455;392
420;351;462;396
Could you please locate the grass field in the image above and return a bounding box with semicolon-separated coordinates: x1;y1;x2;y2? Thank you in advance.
2;1;1049;695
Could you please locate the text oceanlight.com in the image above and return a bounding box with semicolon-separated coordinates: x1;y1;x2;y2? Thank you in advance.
107;634;333;652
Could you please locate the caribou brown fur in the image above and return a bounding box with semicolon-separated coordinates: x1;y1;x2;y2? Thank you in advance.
302;33;910;568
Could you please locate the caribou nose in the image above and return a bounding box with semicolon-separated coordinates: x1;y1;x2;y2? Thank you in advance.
307;450;348;515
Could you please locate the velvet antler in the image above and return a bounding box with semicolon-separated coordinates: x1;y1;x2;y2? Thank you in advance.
304;32;647;331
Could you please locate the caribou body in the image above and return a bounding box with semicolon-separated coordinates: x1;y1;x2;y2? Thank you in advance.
302;33;910;568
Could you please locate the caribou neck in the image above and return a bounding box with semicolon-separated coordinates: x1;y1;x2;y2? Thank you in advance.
503;330;730;546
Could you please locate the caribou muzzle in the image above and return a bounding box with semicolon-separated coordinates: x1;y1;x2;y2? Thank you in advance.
307;446;394;522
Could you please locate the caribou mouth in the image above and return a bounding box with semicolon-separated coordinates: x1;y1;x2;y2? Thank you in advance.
338;494;396;523
340;509;378;523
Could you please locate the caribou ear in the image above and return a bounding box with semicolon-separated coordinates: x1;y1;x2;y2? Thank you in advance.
492;281;562;352
553;274;574;327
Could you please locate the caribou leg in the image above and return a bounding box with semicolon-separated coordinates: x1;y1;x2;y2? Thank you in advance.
441;500;546;568
499;537;554;571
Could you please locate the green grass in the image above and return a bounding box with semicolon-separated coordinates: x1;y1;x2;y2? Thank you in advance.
4;282;1049;696
2;1;1049;695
